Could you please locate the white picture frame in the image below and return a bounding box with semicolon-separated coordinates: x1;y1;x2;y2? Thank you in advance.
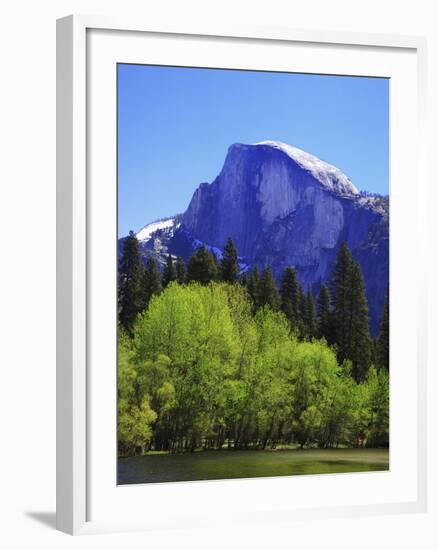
56;14;428;535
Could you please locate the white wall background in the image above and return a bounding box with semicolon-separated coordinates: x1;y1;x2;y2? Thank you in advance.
0;0;436;547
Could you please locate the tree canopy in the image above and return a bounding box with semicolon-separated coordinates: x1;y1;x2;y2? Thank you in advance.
118;237;388;455
119;280;388;455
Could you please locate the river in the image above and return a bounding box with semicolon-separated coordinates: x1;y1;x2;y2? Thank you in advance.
118;448;389;484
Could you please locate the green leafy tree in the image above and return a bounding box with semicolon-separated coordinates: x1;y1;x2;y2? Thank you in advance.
289;340;342;447
118;398;157;455
318;374;357;448
258;267;280;311
366;368;389;447
187;245;218;284
118;339;157;455
175;256;187;284
376;293;389;371
134;282;241;451
248;308;295;449
118;275;387;455
162;254;177;288
220;237;240;283
136;355;176;451
349;367;389;447
118;231;143;333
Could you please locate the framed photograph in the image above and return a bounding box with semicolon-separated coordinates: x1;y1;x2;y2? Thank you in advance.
57;15;427;535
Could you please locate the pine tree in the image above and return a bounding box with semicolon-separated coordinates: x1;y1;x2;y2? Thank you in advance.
316;283;332;341
187;245;218;284
162;254;177;288
246;267;260;310
298;285;307;339
280;266;301;331
371;338;378;368
212;253;221;280
376;293;389;371
240;272;248;287
258;267;280;311
347;261;372;382
118;231;143;333
140;257;162;310
175;256;187;285
147;257;162;296
331;241;354;362
331;241;372;382
304;290;317;340
220;237;240;283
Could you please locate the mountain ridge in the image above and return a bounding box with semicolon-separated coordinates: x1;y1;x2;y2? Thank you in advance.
122;141;389;334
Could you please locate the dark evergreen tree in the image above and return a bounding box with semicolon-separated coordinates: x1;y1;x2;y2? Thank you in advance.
258;267;280;311
162;254;177;288
347;262;372;382
371;338;378;369
187;245;218;284
376;293;389;371
316;283;332;341
304;290;317;340
118;231;143;333
280;266;301;331
148;258;162;296
331;242;372;382
140;257;162;310
240;272;248;287
298;285;307;339
220;237;240;283
331;241;354;362
175;256;187;285
246;267;260;310
212;253;221;280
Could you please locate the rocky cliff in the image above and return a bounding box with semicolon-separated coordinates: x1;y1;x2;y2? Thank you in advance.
131;141;389;334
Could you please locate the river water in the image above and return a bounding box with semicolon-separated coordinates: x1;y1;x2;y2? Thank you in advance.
118;448;389;484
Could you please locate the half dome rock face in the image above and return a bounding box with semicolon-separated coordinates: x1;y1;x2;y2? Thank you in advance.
182;142;363;262
255;141;360;197
181;141;389;334
126;141;388;334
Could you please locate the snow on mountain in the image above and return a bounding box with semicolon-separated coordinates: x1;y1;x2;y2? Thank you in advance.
191;238;249;274
355;194;389;218
182;140;388;334
255;140;359;197
126;141;387;334
136;218;176;242
192;238;223;259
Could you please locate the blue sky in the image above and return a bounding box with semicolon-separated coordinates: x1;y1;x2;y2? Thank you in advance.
118;64;389;237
